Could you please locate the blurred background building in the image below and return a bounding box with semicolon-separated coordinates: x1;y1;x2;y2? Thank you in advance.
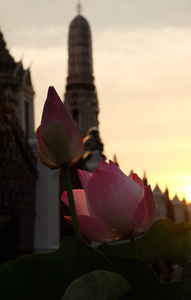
0;30;37;262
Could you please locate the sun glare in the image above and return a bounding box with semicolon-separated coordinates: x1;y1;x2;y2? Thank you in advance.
184;185;191;203
173;176;191;203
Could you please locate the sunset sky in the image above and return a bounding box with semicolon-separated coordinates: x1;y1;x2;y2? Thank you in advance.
1;0;191;201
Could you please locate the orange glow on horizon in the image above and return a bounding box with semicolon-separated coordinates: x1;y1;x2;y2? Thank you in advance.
184;185;191;203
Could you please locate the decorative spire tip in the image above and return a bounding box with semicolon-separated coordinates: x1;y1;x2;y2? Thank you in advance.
77;0;82;15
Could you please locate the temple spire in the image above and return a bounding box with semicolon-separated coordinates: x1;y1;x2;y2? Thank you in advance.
76;0;82;15
64;12;99;138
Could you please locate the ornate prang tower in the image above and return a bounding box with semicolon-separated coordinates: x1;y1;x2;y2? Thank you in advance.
64;3;99;138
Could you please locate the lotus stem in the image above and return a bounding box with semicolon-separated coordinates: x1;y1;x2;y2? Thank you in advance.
62;165;81;238
129;230;136;258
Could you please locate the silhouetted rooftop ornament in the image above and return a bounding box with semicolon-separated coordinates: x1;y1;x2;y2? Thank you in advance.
153;184;163;196
172;194;181;204
113;154;119;167
164;186;169;197
142;171;148;186
76;0;82;15
129;170;134;177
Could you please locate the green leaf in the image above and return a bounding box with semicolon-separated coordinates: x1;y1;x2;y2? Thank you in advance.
97;219;191;266
0;236;114;300
61;270;130;300
107;256;160;299
105;256;191;299
181;261;191;280
159;280;191;300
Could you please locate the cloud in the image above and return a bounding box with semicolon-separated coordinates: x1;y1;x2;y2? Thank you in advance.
1;0;191;39
94;26;191;97
92;26;191;185
88;0;191;29
5;26;67;49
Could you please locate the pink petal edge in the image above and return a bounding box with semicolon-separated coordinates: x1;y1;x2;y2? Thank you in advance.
47;86;62;110
108;160;130;181
133;185;157;233
130;173;144;189
61;189;90;216
64;215;117;243
77;169;92;192
87;169;143;234
97;159;110;171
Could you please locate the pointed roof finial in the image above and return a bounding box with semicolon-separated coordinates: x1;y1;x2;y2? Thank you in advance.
77;0;82;15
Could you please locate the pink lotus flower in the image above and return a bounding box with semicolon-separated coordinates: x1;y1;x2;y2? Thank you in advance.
37;86;83;169
61;159;157;242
